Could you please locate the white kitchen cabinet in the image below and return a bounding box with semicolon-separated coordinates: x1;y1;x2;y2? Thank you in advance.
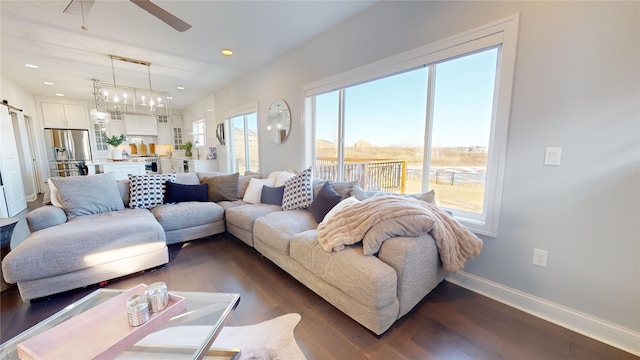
157;124;172;144
108;119;126;138
172;127;184;151
41;103;88;129
125;114;157;135
87;161;145;180
171;115;183;126
160;158;185;173
188;160;218;173
160;157;172;174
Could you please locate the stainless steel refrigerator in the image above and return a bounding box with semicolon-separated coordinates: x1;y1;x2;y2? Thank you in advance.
44;128;92;177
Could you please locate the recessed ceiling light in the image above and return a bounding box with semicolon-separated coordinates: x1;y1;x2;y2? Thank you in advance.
24;64;39;69
177;86;185;90
43;82;54;85
221;49;233;56
55;93;64;97
206;109;212;112
166;96;173;100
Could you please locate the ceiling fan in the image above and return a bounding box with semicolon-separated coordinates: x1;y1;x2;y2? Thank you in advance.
63;0;191;32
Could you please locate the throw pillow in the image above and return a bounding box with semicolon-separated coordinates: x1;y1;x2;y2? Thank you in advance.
237;174;261;198
282;167;313;210
175;172;200;185
321;196;360;225
47;179;63;208
274;171;296;187
309;182;343;223
261;185;285;206
49;173;124;219
243;178;276;204
129;173;176;209
313;180;358;199
201;173;240;202
351;186;436;204
164;182;209;203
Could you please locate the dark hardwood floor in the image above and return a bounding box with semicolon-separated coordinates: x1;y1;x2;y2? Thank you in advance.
1;232;637;359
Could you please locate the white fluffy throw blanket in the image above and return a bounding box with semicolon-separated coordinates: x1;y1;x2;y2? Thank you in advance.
317;196;483;272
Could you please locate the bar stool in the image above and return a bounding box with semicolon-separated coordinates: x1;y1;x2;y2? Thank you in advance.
1;217;19;291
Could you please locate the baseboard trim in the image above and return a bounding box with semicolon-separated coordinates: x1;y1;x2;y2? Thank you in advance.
25;193;37;202
446;271;640;357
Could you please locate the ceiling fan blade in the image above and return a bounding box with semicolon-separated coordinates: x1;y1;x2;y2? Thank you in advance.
62;0;95;15
130;0;192;32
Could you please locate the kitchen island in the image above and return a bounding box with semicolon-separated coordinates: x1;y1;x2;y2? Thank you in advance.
86;160;146;180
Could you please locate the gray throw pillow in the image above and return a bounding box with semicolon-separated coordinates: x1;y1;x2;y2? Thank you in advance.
313;180;358;199
309;182;343;223
49;173;124;219
201;173;240;202
261;185;285;206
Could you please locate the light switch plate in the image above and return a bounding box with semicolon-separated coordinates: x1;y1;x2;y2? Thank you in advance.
544;147;562;166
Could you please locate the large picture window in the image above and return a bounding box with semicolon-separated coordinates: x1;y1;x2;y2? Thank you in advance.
305;15;519;236
225;104;259;173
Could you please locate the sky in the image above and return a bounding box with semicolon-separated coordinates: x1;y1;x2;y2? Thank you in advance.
315;47;498;148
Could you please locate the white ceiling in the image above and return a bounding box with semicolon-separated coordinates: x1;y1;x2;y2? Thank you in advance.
1;0;377;110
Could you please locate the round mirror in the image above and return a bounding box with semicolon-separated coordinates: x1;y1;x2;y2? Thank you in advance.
267;99;291;144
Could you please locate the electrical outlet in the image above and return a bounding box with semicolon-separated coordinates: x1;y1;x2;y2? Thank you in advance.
533;248;548;267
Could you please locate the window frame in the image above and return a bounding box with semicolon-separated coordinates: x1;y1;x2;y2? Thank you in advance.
224;102;260;174
303;14;519;236
192;119;206;147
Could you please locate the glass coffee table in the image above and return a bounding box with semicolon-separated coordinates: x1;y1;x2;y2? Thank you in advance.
0;287;240;360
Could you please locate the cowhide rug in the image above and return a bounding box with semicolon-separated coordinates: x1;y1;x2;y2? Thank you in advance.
117;313;306;360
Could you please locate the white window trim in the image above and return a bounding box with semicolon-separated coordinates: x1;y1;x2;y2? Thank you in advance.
192;119;206;146
302;14;520;237
224;102;259;173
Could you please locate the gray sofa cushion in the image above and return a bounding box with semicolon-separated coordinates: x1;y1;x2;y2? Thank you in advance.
289;230;397;309
3;209;165;283
253;210;317;255
151;202;225;231
49;173;124;219
225;204;282;233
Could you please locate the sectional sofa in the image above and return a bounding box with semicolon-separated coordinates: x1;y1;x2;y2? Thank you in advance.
2;170;482;335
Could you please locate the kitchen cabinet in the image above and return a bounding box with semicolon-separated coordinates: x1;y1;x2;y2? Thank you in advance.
188;160;218;173
160;158;217;174
172;127;184;151
125;114;157;135
157;124;172;144
87;161;145;180
108;119;126;137
41;103;88;129
161;158;185;174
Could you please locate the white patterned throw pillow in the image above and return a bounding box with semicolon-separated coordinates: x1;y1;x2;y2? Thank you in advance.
282;167;313;210
129;173;177;209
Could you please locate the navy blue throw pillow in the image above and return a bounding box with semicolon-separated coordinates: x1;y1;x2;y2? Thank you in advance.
164;182;209;203
309;182;342;223
261;185;285;206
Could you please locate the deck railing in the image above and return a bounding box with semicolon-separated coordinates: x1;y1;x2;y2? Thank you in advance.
315;157;407;193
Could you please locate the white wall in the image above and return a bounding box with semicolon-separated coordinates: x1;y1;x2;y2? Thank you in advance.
208;0;639;352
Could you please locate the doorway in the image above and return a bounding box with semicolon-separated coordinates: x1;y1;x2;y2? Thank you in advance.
11;112;42;200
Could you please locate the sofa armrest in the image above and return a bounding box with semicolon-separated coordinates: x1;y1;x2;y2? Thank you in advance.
377;234;446;316
26;206;68;232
